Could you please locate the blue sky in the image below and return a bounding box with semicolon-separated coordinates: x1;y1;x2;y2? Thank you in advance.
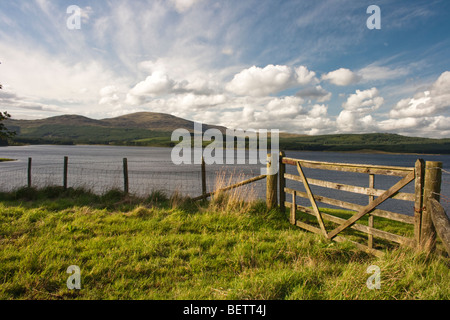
1;0;449;137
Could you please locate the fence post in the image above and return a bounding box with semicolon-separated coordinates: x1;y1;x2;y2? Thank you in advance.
414;159;425;248
420;161;442;252
290;191;296;225
27;157;32;188
63;156;68;190
201;157;207;200
123;158;129;194
368;174;375;249
266;153;278;210
279;151;286;213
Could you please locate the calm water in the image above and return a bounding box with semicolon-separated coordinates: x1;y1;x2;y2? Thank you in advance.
1;145;449;216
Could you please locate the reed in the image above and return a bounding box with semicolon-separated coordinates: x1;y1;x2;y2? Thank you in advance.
208;170;259;215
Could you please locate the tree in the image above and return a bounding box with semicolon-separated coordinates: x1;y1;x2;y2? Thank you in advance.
0;61;16;142
0;111;16;142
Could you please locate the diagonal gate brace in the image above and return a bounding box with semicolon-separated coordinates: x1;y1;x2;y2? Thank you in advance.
327;171;415;240
296;162;328;237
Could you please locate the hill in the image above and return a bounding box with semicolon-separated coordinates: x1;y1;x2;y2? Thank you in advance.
5;112;226;147
4;112;450;153
278;133;450;154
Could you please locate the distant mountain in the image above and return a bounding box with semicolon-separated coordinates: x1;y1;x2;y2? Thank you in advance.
4;112;450;153
5;112;227;147
8;112;226;132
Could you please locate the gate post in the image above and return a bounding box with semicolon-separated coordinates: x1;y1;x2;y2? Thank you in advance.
420;161;442;252
266;153;278;210
279;151;286;213
414;159;425;248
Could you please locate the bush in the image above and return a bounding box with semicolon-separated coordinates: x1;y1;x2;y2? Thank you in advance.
13;187;39;201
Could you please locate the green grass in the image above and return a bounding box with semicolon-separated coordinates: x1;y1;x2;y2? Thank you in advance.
0;188;449;300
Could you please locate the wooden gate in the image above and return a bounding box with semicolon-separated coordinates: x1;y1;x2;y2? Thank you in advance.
280;156;433;257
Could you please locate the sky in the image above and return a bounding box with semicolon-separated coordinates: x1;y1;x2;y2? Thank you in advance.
0;0;450;138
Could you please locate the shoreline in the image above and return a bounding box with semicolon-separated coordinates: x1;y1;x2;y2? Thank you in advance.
1;143;446;157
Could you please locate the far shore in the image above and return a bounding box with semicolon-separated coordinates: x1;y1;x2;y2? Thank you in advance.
1;143;446;157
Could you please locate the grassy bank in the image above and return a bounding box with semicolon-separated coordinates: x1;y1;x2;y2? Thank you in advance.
0;187;448;300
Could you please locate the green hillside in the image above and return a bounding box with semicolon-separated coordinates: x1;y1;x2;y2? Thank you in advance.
278;133;450;154
4;112;450;154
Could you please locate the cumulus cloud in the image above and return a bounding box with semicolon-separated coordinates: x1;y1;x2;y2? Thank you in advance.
226;64;317;97
295;66;318;85
262;96;305;120
337;88;383;132
296;85;332;102
389;71;450;118
342;87;384;112
308;104;328;118
322;68;361;86
129;72;175;97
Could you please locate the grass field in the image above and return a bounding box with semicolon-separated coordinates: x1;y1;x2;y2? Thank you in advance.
0;186;449;300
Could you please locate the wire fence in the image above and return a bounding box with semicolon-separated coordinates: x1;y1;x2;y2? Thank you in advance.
435;168;450;214
1;156;448;216
0;158;267;200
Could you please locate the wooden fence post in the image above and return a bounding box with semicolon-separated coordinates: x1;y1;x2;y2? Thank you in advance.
414;159;425;247
201;156;207;200
27;157;32;188
290;191;296;225
266;153;278;210
279;151;286;213
368;174;375;249
123;158;129;194
428;198;450;257
420;161;442;252
63;156;68;190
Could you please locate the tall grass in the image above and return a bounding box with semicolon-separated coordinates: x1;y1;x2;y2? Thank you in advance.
207;170;260;215
0;184;448;300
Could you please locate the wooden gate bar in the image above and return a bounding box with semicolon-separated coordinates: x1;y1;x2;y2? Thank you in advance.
293;218;384;257
296;162;327;237
327;171;415;240
192;174;267;202
283;158;414;177
286;202;415;247
284;187;415;224
284;173;414;201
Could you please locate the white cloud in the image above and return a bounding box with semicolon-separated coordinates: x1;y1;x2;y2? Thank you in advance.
357;64;410;82
263;96;305;120
389;71;450;118
342;87;384;112
226;65;294;97
170;0;204;13
337;88;384;132
322;68;361;86
308;104;328;118
296;85;332;102
226;64;316;97
80;6;94;23
99;86;120;106
129;72;175;97
295;66;318;85
0;41;127;118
